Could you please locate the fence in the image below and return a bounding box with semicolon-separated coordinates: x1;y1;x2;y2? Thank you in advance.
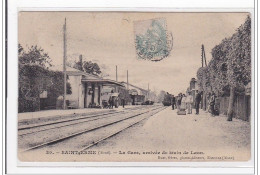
218;94;251;121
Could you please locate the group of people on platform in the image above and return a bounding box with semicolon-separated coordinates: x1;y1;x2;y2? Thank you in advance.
170;91;217;116
171;92;196;114
105;90;121;109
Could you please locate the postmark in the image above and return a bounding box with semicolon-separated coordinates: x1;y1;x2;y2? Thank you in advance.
134;18;173;61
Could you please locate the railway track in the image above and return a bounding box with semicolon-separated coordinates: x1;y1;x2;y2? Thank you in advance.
19;111;126;136
18;105;149;131
19;105;167;152
18;105;156;136
79;106;166;151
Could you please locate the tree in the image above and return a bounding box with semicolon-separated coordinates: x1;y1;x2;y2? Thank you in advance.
196;16;251;121
149;91;158;102
157;90;166;103
74;59;102;76
18;44;71;112
226;16;251;121
201;16;251;121
197;39;231;112
83;61;101;75
19;45;52;67
208;38;230;97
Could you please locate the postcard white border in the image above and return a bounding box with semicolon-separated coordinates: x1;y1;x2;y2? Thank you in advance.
6;0;256;174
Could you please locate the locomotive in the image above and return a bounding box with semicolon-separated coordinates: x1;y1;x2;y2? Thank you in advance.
162;93;172;106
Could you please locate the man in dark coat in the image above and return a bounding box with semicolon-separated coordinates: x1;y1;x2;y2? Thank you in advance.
109;96;114;109
122;98;125;108
177;93;183;111
171;95;176;110
195;91;202;114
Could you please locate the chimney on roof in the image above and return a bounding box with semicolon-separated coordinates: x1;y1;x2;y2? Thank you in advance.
79;54;83;64
78;54;83;71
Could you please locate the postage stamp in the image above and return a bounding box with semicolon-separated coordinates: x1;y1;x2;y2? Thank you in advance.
134;18;173;61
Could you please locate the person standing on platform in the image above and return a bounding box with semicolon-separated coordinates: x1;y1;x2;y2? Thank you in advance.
122;98;125;108
195;91;202;115
177;93;182;111
109;96;113;109
181;94;187;110
171;95;176;110
186;91;193;114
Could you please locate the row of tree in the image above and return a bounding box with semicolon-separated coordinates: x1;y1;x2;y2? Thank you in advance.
18;44;72;112
196;15;251;121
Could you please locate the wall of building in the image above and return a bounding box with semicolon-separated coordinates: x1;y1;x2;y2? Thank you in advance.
85;83;92;107
78;82;84;108
94;85;99;105
66;75;83;108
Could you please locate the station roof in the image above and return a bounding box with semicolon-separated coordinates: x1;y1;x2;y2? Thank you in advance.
121;82;148;92
51;65;124;87
81;79;125;87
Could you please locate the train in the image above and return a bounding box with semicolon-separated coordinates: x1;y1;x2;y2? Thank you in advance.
162;93;172;106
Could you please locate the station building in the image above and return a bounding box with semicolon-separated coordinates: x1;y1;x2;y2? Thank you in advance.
63;66;124;108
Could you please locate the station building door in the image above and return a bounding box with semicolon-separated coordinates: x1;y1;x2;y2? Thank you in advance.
84;82;101;108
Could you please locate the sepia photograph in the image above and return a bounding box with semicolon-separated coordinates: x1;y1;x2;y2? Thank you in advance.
17;12;252;162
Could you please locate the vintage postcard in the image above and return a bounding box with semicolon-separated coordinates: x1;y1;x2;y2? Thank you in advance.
18;12;252;162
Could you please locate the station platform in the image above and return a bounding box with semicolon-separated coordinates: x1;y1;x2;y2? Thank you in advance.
18;105;140;121
91;107;251;161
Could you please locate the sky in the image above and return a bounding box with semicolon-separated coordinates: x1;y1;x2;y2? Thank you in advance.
19;12;249;95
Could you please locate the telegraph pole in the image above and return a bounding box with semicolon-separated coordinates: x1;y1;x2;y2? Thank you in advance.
63;18;67;110
201;45;204;67
203;45;207;66
201;44;207;67
201;44;208;110
115;65;118;92
127;70;129;90
148;83;150;100
116;65;118;81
